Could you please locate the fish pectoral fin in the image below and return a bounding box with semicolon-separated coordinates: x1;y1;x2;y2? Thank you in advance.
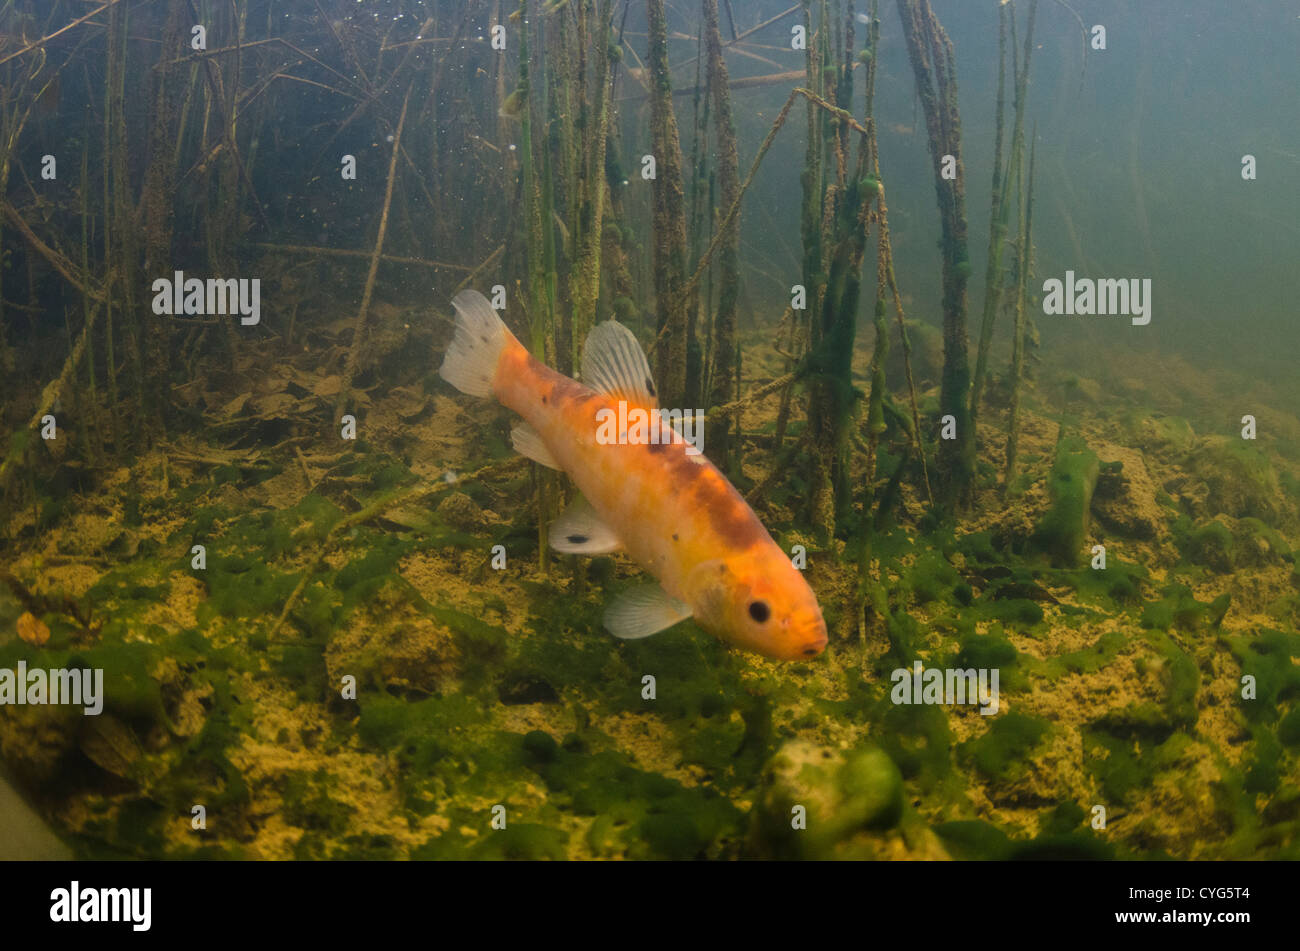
549;495;622;554
511;423;561;469
580;319;659;410
603;584;693;640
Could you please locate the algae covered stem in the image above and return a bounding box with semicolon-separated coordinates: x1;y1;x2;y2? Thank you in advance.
702;0;741;472
645;0;691;411
895;0;974;509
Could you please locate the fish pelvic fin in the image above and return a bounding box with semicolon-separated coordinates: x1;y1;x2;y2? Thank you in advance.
549;494;622;554
439;289;515;398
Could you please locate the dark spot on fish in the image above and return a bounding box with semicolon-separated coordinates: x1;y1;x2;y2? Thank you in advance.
542;394;548;404
685;467;765;549
567;534;588;545
547;376;596;407
672;533;679;541
481;334;491;343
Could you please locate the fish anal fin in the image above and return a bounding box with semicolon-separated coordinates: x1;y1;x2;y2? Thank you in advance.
512;423;561;469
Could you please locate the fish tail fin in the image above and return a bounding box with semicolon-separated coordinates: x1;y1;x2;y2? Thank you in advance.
439;290;516;398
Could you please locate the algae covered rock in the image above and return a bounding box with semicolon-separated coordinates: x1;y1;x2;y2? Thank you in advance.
1174;514;1291;574
1184;519;1237;573
435;491;485;532
1091;446;1165;540
1131;414;1196;455
1232;516;1292;567
1031;435;1100;567
749;740;904;859
325;598;461;696
1190;437;1282;522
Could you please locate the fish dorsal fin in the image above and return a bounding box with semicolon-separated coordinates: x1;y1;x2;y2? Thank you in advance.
511;423;561;469
604;584;693;640
581;320;658;411
549;495;622;555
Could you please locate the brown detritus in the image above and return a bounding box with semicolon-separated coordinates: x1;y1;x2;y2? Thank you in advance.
0;570;98;639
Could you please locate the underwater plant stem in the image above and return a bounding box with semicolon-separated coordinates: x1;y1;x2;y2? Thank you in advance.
646;0;692;409
335;85;411;419
515;0;557;573
663;84;862;340
0;0;123;68
968;1;1009;427
971;0;1036;432
0;300;103;496
703;0;741;471
0;201;104;300
706;370;800;421
568;0;616;370
106;0;145;446
877;200;932;507
896;0;973;509
78;145;103;462
453;242;507;295
664;5;801;75
139;0;187;437
1003;126;1037;491
252;244;473;272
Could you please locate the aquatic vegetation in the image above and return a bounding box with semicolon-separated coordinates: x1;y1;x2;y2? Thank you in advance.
1029;434;1100;567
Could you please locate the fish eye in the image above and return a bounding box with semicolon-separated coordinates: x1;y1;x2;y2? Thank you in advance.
748;600;770;623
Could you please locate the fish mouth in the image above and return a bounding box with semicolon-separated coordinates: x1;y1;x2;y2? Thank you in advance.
798;634;828;658
790;614;828;659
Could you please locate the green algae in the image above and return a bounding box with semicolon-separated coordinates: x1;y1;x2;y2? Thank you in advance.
960;711;1049;781
281;769;354;836
749;741;906;859
906;550;961;605
875;698;956;795
518;732;743;859
1192;439;1282;520
1226;628;1300;724
1030;435;1100;568
1174;517;1236;572
1141;584;1229;632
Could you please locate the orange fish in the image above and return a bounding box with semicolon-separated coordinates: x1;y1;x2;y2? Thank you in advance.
439;290;827;661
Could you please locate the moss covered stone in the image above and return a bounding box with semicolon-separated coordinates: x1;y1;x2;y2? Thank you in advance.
749;741;905;859
1031;436;1100;567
